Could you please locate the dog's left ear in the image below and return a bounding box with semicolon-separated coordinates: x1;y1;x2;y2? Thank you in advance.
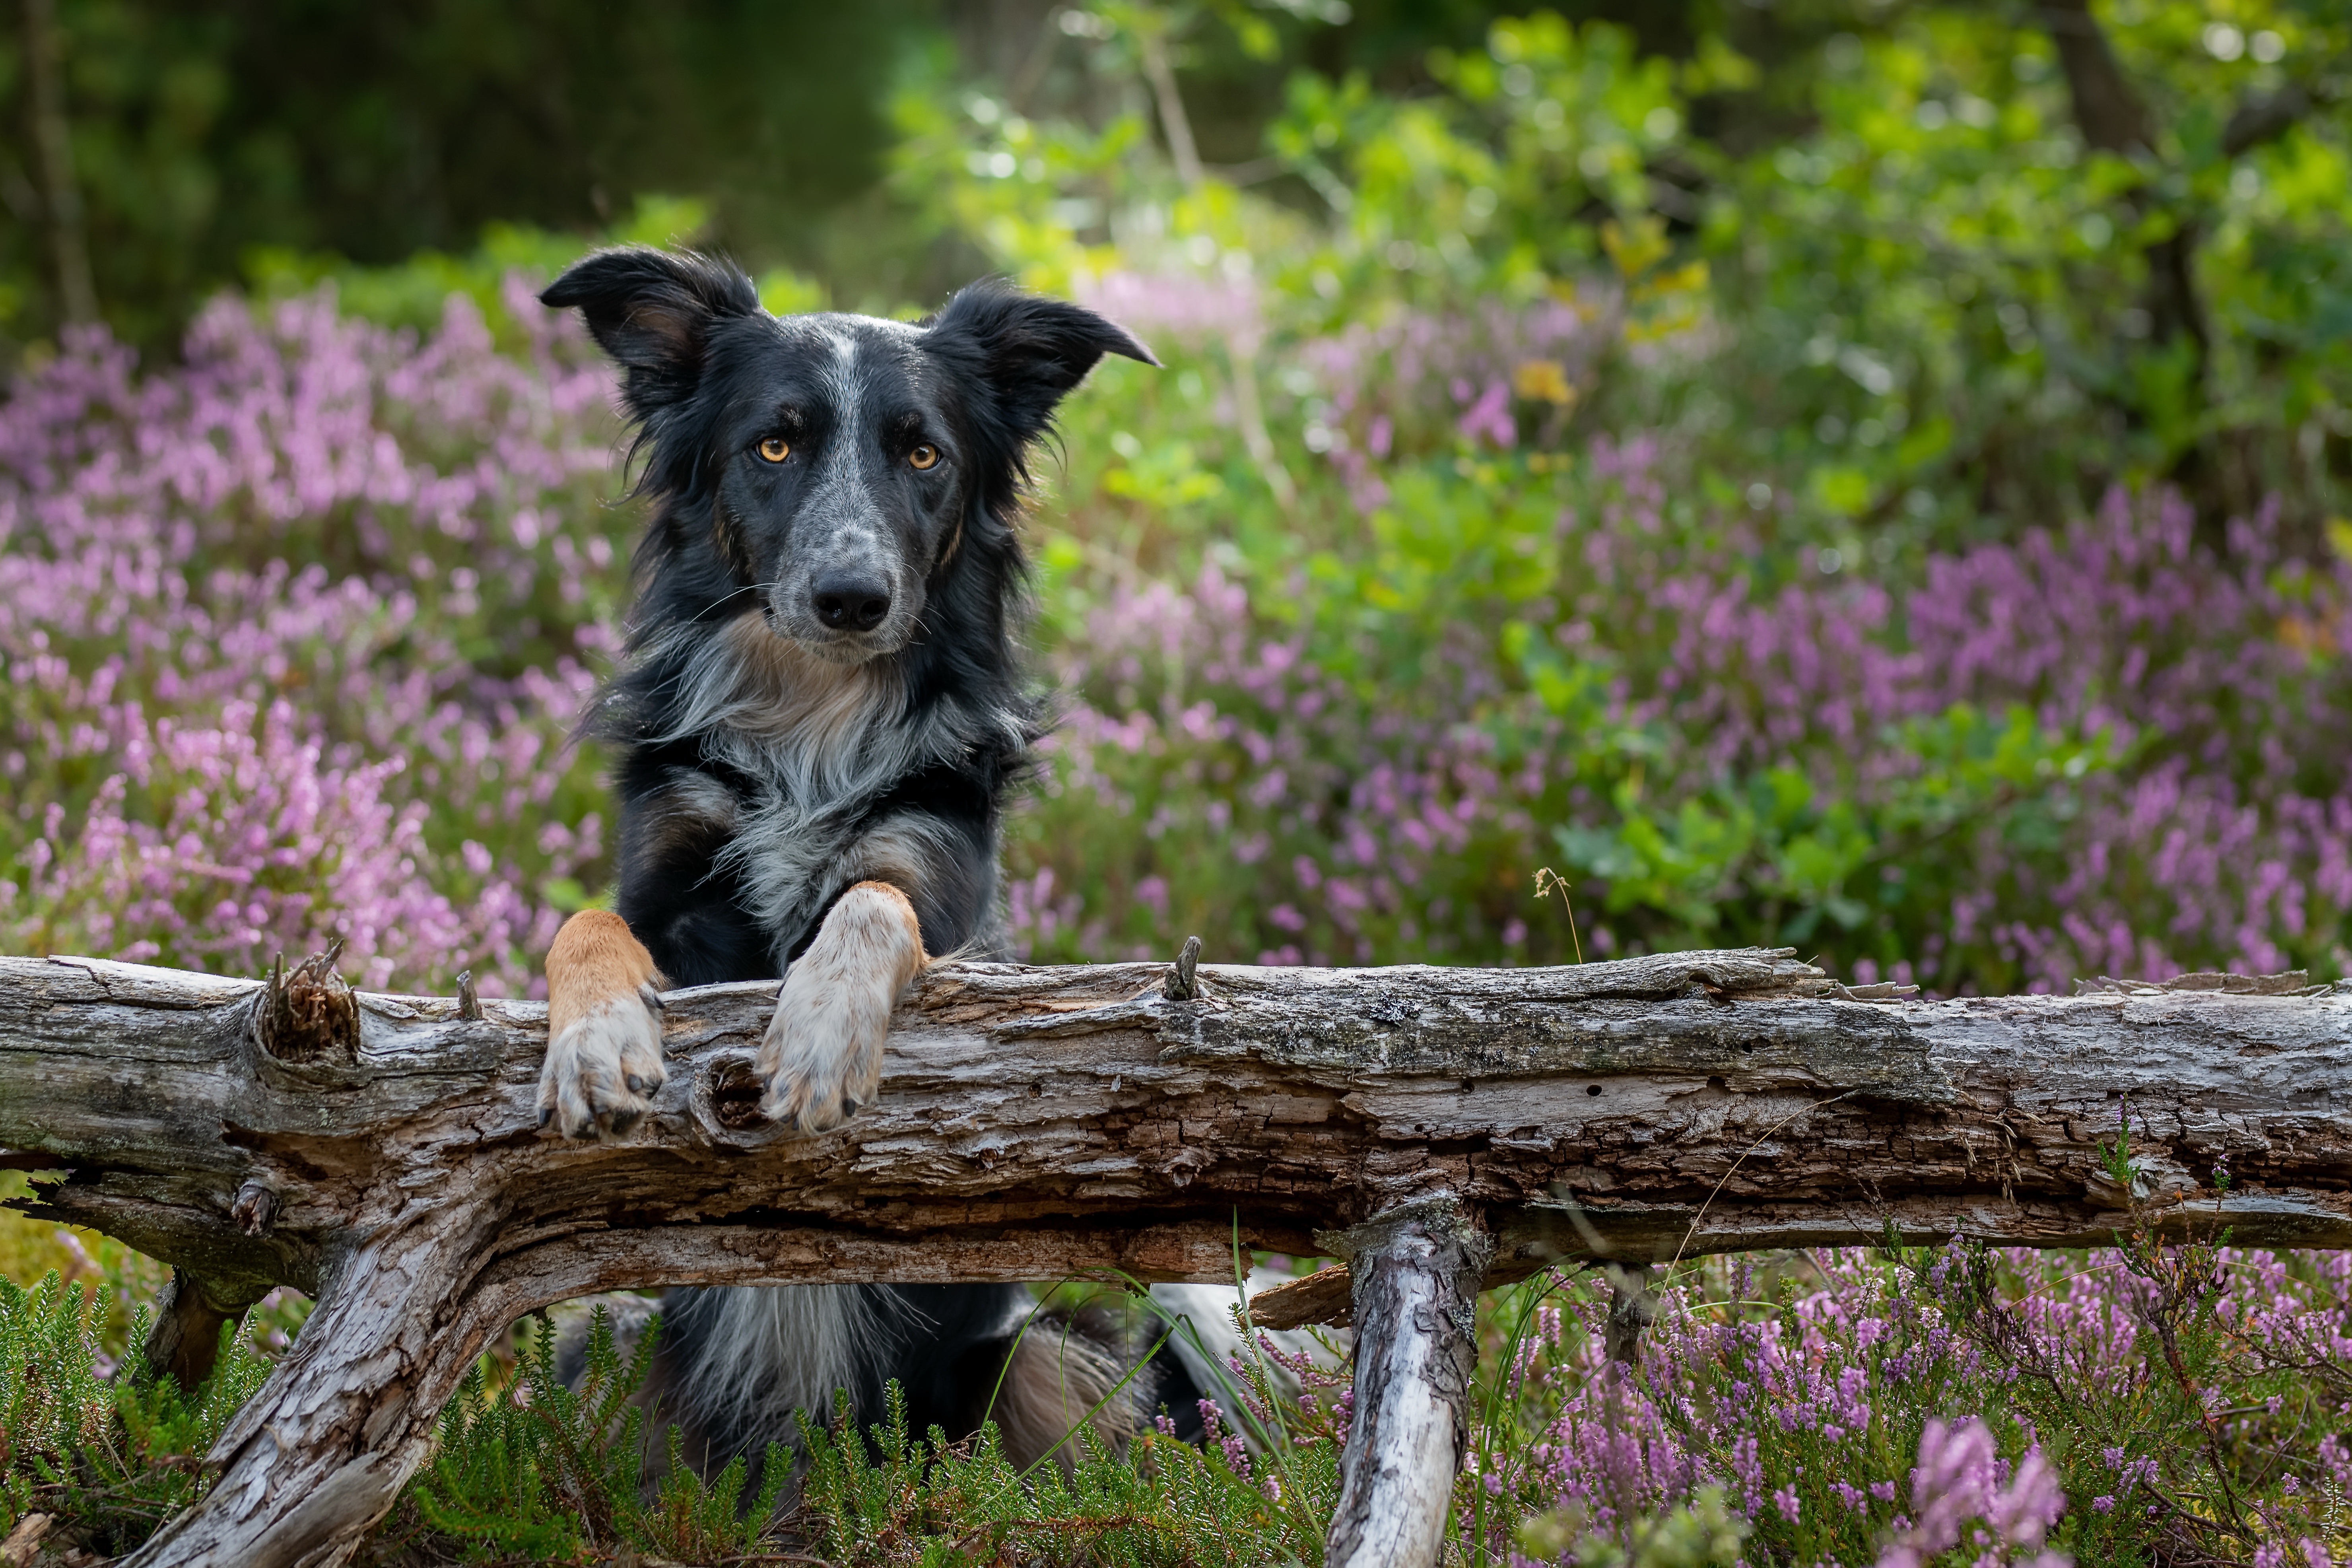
924;281;1158;442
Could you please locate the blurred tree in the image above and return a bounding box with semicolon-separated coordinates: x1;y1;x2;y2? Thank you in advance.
2037;0;2333;535
0;0;1655;361
0;0;920;360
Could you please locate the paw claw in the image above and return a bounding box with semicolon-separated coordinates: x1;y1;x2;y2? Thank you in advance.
538;990;666;1142
756;987;892;1137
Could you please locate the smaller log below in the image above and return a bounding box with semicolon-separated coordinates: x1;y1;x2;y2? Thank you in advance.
1325;1201;1493;1568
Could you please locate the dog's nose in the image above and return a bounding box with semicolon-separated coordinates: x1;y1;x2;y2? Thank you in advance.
810;575;892;632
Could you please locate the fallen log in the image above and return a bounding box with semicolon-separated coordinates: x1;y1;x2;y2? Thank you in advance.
0;946;2347;1567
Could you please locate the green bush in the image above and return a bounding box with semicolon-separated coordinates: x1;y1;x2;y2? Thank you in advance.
0;1270;271;1556
386;1306;791;1565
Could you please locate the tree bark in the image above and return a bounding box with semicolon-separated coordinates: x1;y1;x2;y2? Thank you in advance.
2040;0;2154;155
17;0;98;326
1323;1199;1490;1568
2;946;2350;1566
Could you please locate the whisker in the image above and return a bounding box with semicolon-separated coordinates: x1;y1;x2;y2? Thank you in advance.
683;581;772;628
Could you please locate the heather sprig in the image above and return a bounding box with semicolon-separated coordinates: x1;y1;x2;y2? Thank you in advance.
0;1267;276;1557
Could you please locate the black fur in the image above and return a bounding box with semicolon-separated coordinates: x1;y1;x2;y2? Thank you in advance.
542;245;1163;1469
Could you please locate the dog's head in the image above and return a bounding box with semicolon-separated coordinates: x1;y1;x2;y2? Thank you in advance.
543;247;1154;664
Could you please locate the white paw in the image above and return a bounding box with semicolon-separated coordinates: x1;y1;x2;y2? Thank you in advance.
757;882;924;1134
538;983;666;1139
757;966;894;1134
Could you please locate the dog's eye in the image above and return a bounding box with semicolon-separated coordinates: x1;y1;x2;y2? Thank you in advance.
908;444;940;470
756;437;791;463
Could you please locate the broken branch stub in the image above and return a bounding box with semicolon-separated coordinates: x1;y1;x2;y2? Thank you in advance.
0;948;2349;1565
1252;1263;1354;1330
256;943;357;1064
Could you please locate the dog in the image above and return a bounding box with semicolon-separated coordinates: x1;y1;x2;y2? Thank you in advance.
533;244;1191;1476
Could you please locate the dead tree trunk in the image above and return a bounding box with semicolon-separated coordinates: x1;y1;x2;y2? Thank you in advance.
1323;1199;1491;1568
1;946;2348;1567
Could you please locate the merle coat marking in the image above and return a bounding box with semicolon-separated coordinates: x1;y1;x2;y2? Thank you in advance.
535;245;1174;1471
558;248;1147;983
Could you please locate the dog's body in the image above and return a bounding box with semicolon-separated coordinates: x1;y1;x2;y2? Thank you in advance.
536;247;1177;1471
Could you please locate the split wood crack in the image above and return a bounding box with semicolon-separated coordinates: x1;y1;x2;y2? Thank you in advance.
1;946;2348;1568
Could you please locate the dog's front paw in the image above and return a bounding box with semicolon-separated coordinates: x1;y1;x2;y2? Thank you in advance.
756;976;890;1135
540;984;666;1137
540;910;667;1139
756;882;925;1134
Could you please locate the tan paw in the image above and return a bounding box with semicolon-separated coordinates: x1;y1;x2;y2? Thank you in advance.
540;909;667;1140
757;882;924;1134
540;984;666;1138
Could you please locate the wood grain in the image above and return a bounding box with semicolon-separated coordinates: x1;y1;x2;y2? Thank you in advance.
0;947;2345;1565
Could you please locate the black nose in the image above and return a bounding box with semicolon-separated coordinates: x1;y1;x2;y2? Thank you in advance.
811;575;892;632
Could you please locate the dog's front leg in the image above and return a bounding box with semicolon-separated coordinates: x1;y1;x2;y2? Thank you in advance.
758;880;927;1133
539;909;668;1138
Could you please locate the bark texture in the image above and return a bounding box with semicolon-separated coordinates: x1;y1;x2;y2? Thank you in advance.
0;946;2347;1565
1323;1201;1491;1568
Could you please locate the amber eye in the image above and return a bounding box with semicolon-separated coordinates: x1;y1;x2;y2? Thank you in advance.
757;437;790;463
908;443;940;470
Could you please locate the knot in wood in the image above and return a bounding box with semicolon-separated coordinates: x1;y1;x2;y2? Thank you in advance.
707;1057;769;1132
232;1179;278;1239
256;944;358;1063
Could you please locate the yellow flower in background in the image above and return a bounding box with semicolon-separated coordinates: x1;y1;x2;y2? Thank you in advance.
1514;358;1577;404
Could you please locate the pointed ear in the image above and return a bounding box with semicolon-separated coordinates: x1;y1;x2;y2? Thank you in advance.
540;246;762;415
923;280;1158;442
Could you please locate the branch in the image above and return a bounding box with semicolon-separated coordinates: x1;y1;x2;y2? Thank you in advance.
18;0;98;324
1135;23;1204;190
2224;84;2315;159
1;946;2348;1565
2038;0;2156;155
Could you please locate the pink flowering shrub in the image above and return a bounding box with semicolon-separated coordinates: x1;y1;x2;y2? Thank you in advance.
11;281;2344;1003
1014;411;2352;994
0;282;625;993
1297;294;1617;510
1460;1238;2352;1566
1874;1418;2065;1568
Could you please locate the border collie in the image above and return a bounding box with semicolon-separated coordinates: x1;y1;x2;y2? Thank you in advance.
534;245;1175;1472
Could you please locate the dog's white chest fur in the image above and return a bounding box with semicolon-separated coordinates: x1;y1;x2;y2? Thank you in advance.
652;612;917;958
648;609;1027;965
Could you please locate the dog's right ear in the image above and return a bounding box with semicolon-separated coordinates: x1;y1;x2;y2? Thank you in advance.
541;246;761;417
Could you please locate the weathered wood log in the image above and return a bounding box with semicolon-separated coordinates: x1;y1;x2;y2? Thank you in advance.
1323;1199;1490;1568
1;946;2349;1566
1253;1262;1354;1329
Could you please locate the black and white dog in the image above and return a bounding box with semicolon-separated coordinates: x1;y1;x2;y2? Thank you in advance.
533;245;1175;1471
